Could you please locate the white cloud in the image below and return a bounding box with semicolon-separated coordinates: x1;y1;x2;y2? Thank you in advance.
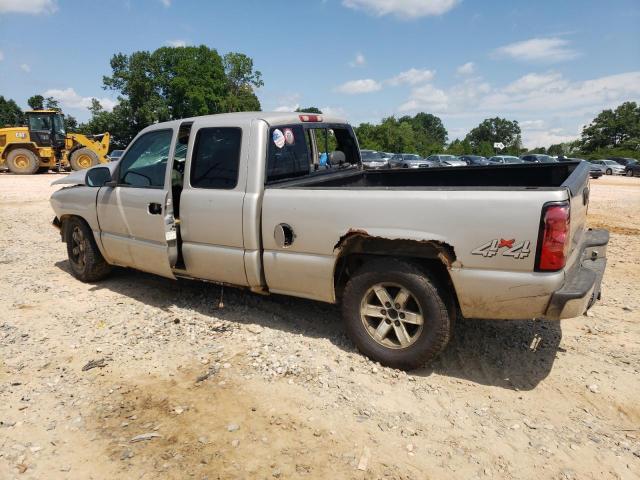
44;88;117;112
342;0;459;19
160;0;171;6
20;63;30;72
387;68;435;86
349;52;366;67
493;37;579;63
399;84;448;111
166;39;187;47
0;0;57;14
334;79;382;94
503;72;567;94
396;71;640;147
456;62;475;75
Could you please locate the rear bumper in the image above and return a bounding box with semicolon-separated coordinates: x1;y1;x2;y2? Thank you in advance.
544;228;609;320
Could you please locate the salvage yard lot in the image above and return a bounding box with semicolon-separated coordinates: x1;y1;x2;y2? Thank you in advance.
1;174;639;479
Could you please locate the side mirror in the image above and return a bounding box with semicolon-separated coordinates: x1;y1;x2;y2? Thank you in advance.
86;167;113;187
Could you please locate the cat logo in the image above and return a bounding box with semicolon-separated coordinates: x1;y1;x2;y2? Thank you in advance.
15;132;27;139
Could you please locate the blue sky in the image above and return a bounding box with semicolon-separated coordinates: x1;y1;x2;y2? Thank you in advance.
1;0;639;147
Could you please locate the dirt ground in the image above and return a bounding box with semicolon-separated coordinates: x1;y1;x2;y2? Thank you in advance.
0;173;638;480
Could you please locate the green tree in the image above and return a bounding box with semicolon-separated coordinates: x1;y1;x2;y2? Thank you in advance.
87;45;262;145
295;107;322;114
547;143;566;156
466;117;522;153
222;52;263;112
44;96;60;110
580;101;640;152
27;94;44;110
0;96;24;126
64;114;78;132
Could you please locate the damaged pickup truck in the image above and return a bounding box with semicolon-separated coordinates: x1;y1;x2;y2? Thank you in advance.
50;112;608;369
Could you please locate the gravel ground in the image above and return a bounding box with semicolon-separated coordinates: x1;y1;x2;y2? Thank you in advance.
1;173;639;480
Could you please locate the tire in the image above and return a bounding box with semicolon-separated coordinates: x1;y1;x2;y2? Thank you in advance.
402;164;409;168
341;258;451;370
64;217;112;282
606;168;612;175
627;170;633;177
6;148;40;174
70;148;99;171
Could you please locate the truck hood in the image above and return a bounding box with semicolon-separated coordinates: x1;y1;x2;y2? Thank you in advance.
51;161;119;186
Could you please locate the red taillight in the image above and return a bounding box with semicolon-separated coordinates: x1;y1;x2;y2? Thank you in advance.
299;114;322;122
537;203;570;271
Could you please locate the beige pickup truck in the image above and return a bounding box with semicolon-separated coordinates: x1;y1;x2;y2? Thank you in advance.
50;112;608;369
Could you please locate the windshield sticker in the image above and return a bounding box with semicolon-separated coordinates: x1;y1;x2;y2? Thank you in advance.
272;129;285;148
283;128;295;145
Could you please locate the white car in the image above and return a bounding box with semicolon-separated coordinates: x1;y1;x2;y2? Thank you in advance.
590;159;625;175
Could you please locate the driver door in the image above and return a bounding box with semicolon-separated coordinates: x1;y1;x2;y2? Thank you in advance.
96;128;178;279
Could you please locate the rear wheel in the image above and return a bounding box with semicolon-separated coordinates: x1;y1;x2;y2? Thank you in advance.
6;148;40;174
341;258;451;370
70;148;99;171
64;217;112;282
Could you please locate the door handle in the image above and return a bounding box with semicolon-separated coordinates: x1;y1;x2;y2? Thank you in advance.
148;202;162;215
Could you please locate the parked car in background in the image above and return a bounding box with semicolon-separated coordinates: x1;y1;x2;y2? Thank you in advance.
488;155;523;165
426;154;467;167
609;157;638;168
389;153;433;169
521;154;558;163
107;149;125;162
459;155;490;166
624;162;640;177
590;159;625;175
564;158;604;179
360;150;390;170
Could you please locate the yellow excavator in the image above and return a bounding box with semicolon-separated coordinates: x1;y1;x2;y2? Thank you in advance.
0;109;110;174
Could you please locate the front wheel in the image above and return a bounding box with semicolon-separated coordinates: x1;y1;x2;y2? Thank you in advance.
627;170;633;177
64;217;112;282
606;168;612;175
341;258;451;370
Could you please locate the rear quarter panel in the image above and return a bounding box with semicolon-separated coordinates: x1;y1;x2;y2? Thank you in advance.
261;187;569;317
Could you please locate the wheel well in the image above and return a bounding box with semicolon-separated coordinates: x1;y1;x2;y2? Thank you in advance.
333;234;459;314
59;214;92;243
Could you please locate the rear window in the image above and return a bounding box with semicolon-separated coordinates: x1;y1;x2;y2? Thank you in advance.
190;127;242;189
266;124;359;183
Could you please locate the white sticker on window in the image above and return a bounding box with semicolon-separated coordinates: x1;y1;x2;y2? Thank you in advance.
283;128;295;145
272;129;285;148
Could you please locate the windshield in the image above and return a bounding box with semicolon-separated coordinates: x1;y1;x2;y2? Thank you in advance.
361;151;378;160
28;114;52;131
538;155;556;163
602;160;617;165
504;157;520;163
405;154;421;160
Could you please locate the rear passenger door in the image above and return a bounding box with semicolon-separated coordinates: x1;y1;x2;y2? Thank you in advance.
178;124;248;286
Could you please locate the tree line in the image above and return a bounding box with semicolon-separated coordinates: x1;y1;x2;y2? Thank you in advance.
1;44;638;159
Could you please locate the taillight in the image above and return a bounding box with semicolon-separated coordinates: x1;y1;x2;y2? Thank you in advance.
536;202;570;271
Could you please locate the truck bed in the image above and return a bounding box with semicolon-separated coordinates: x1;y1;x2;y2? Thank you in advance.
271;161;587;192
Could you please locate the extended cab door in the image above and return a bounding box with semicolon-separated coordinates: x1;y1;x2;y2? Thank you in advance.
96;128;178;279
178;122;248;286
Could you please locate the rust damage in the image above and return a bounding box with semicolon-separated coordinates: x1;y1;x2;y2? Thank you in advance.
333;228;456;268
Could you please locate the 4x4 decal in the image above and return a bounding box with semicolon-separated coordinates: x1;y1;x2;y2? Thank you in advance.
472;239;531;259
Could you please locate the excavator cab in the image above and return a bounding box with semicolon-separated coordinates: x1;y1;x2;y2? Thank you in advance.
26;110;66;149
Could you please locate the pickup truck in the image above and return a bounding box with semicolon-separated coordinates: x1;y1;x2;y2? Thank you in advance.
50;112;608;370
